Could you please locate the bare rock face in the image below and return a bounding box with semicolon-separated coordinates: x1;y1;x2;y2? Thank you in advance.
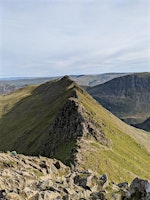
0;153;70;200
0;152;150;200
48;94;111;153
50;95;110;143
39;89;111;165
128;177;150;200
0;153;105;200
113;178;150;200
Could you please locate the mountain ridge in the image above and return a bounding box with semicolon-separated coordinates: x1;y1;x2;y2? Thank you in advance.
0;73;128;95
0;76;150;182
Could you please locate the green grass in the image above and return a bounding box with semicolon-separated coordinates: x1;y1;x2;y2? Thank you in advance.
0;77;150;182
76;90;150;182
0;78;76;155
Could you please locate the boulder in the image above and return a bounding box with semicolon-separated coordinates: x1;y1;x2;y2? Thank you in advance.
35;191;61;200
99;174;108;189
6;192;21;200
0;189;6;199
117;182;128;189
90;191;105;200
128;177;150;200
0;152;150;200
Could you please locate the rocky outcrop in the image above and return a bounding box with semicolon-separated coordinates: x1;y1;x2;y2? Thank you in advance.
0;152;111;200
44;93;111;162
112;178;150;200
50;95;110;144
128;177;150;200
0;152;149;200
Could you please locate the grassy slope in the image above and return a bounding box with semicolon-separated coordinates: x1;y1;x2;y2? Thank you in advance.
76;90;150;182
0;77;150;182
0;78;76;155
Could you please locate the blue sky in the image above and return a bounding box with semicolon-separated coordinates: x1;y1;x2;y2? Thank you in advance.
0;0;150;77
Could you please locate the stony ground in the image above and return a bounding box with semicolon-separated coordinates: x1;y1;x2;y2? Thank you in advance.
0;152;149;200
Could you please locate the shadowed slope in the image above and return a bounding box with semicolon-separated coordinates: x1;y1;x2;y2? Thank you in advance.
87;72;150;124
134;117;150;131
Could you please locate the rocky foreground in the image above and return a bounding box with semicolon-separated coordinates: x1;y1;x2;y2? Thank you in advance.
0;152;150;200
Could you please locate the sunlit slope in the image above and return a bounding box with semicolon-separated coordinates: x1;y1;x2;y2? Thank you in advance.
75;90;150;182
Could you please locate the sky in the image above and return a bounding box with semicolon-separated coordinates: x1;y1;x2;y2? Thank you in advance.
0;0;150;77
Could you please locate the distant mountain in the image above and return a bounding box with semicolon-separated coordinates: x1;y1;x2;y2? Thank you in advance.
0;83;16;94
71;73;128;86
0;76;150;182
0;73;128;95
134;117;150;131
0;77;57;95
87;72;150;125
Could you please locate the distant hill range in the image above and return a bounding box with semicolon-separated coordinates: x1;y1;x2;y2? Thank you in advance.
0;77;56;95
71;73;128;86
0;76;150;182
87;72;150;125
0;73;128;95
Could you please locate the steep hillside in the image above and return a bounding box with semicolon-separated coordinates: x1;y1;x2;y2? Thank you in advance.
0;76;78;162
0;76;150;182
134;117;150;131
87;72;150;124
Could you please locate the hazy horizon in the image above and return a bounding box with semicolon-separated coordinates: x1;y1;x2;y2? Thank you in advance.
1;71;150;80
0;0;150;77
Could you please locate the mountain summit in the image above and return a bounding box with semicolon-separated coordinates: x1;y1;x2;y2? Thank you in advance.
0;76;150;181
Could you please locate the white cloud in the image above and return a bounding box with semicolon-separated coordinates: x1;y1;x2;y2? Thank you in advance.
0;0;149;77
